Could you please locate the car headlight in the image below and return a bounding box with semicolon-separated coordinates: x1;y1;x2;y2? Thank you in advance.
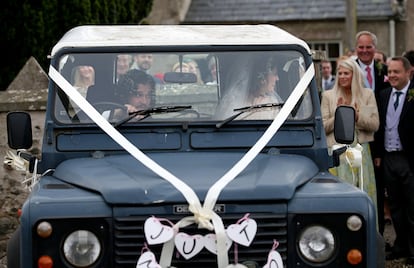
347;215;363;231
298;225;336;263
63;230;101;267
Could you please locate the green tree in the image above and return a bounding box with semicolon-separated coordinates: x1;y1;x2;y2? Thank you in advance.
1;0;25;90
0;0;152;90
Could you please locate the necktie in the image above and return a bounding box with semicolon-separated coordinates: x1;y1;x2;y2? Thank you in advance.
365;66;373;88
394;91;402;110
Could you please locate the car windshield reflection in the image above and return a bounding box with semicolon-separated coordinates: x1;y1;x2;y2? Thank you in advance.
54;51;313;124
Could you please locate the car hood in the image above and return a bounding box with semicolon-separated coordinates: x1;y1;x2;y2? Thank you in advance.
53;152;319;204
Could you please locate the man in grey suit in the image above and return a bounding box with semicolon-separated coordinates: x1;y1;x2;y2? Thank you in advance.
373;56;414;264
321;60;335;91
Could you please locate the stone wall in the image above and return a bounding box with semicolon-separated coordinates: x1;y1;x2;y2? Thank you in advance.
146;0;191;25
0;57;47;267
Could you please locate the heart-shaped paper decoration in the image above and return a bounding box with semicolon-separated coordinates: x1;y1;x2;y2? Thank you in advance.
263;250;283;268
226;264;248;268
136;251;161;268
226;218;257;246
144;217;175;245
204;233;232;254
174;232;204;260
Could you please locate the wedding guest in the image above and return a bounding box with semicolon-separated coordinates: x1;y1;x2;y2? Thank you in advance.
355;31;390;234
403;50;414;83
321;58;379;216
375;50;387;65
172;62;190;73
185;58;204;84
72;65;95;97
131;53;153;73
355;31;390;95
116;54;132;82
373;56;414;264
321;60;335;91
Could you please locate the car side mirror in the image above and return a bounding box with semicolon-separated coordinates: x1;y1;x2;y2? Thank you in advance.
332;106;355;166
7;111;33;149
334;106;355;144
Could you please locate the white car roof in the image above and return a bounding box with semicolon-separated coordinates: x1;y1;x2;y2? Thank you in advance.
51;24;311;56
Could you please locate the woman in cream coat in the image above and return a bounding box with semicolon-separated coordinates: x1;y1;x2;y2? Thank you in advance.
321;57;379;213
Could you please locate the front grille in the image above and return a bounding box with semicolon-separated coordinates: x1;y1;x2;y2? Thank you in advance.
114;211;287;267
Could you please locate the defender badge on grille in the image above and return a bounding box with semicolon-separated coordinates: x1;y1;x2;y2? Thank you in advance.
173;204;225;214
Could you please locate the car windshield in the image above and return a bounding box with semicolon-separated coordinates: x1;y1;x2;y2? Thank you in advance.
53;50;313;124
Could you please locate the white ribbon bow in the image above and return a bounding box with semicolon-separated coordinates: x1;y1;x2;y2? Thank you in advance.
4;150;28;171
4;150;40;191
345;144;364;191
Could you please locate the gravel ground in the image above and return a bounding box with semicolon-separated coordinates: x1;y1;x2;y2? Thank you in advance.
384;221;413;268
386;258;414;268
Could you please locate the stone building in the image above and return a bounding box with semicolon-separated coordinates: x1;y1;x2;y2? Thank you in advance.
148;0;414;63
0;57;47;266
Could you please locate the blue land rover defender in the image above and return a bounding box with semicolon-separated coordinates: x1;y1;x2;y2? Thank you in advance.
6;25;383;267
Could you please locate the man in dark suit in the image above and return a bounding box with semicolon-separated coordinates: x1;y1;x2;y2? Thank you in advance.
355;30;390;235
373;56;414;264
355;31;390;96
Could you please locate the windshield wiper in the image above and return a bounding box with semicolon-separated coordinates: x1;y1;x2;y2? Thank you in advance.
114;105;192;127
216;102;284;128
